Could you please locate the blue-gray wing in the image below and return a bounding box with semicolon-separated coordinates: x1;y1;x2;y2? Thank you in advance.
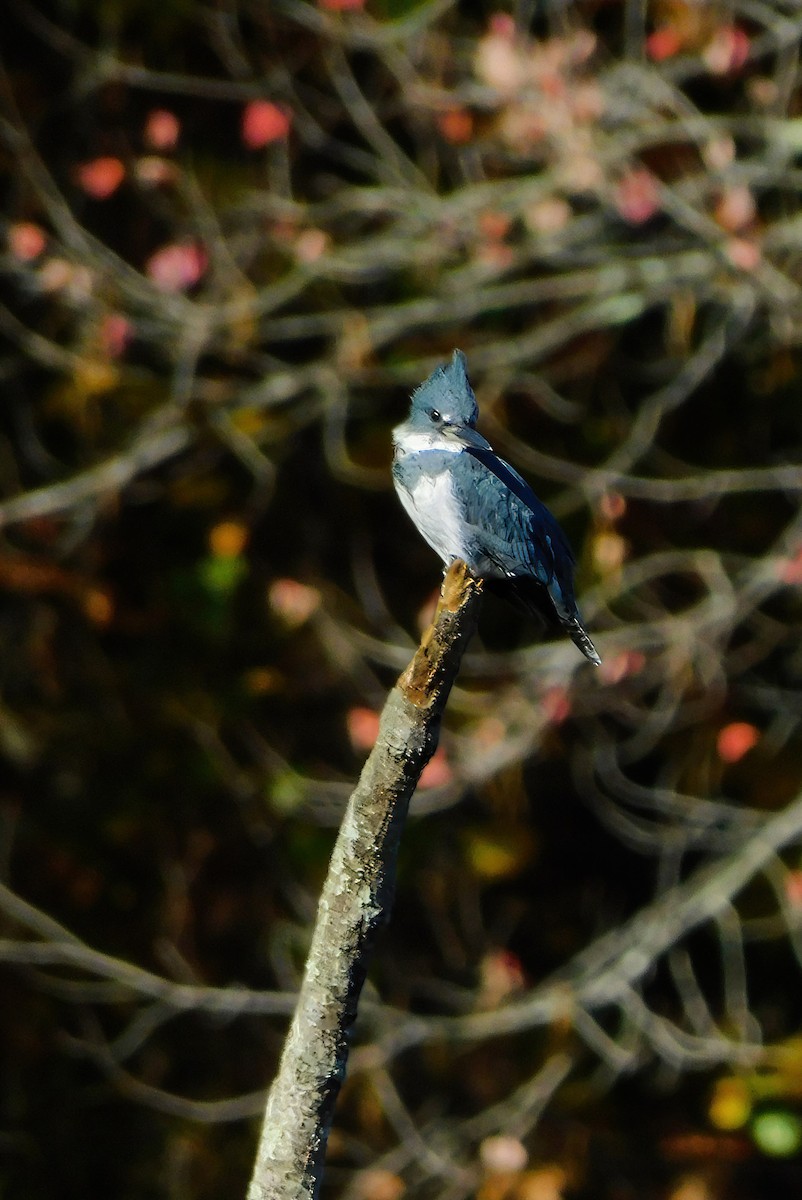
461;445;577;611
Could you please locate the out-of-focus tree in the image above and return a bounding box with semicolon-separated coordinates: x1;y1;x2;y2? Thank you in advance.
2;0;802;1197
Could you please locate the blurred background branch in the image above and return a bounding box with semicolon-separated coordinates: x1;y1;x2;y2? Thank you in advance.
2;1;802;1198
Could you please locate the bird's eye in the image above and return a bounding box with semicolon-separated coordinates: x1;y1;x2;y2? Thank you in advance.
429;408;441;422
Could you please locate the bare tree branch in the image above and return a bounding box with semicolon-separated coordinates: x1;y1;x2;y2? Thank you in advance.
247;560;483;1200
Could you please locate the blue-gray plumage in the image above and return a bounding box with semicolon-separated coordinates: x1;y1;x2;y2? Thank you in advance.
392;349;600;665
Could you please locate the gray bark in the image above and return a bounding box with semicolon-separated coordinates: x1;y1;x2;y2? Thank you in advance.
247;561;483;1200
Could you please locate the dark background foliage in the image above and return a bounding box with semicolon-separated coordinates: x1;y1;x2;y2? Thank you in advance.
3;1;802;1197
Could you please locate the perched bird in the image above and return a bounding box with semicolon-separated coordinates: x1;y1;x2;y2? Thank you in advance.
392;349;600;665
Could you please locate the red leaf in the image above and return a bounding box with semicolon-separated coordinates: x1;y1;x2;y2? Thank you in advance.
8;221;47;261
542;686;571;725
76;157;125;200
717;722;759;764
613;168;661;225
646;28;683;62
241;101;291;149
437;109;474;145
318;0;366;10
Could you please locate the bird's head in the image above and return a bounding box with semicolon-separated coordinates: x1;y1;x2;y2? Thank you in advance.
393;350;491;452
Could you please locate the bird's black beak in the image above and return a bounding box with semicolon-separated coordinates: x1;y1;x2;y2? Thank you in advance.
446;425;493;451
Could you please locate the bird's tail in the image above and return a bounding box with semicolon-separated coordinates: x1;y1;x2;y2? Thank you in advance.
488;576;601;665
561;616;601;666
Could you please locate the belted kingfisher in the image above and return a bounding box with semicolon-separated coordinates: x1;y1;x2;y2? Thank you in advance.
392;350;600;665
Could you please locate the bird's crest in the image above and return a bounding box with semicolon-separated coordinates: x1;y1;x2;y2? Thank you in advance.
410;349;478;428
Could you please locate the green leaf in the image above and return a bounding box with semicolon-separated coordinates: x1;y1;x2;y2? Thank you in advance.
198;554;248;599
751;1110;802;1157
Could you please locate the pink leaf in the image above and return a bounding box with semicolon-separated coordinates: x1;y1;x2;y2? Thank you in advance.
346;707;380;753
294;229;330;264
475;26;525;93
725;237;761;272
786;871;802;909
704;25;750;75
268;578;321;627
779;547;802;584
100;313;133;359
598;491;627;523
488;13;516;39
134;157;180;187
479;1134;528;1175
599;650;646;685
613;168;661;225
542;686;571;725
524;197;571;235
144;109;180;151
146;241;207;292
419;746;452;789
715;185;756;233
478;949;525;1008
